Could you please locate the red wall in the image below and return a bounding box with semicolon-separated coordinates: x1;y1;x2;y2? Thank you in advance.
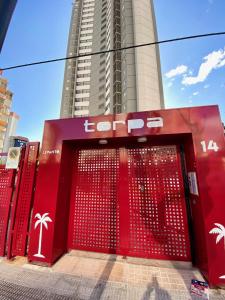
28;105;225;287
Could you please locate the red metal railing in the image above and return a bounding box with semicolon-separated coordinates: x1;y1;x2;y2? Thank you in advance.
8;143;39;258
0;166;16;256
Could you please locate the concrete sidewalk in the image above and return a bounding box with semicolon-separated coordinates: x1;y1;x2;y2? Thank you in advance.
0;251;224;299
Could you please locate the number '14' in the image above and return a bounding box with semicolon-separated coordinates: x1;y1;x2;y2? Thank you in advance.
200;140;219;152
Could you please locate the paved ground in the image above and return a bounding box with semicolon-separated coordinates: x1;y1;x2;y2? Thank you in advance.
0;251;224;299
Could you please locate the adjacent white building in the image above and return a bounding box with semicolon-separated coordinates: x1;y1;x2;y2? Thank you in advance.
0;77;13;152
2;112;19;152
60;0;164;118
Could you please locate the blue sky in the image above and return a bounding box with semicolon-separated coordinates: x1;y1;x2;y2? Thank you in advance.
155;0;225;118
0;0;225;141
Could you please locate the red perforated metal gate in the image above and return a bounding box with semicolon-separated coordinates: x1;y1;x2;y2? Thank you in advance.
68;145;191;261
127;146;190;260
68;149;120;253
0;143;39;259
10;142;40;257
0;167;15;256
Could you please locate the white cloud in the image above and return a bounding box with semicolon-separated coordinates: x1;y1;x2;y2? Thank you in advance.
193;92;199;96
165;65;188;78
204;84;210;89
182;47;225;86
218;58;225;68
167;82;173;88
181;87;185;91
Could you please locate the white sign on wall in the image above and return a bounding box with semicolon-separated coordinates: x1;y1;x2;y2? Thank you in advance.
5;147;21;169
84;117;164;133
188;172;199;196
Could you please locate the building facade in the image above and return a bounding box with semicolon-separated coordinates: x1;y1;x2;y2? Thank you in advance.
0;78;13;152
60;0;164;118
0;0;17;52
3;112;22;153
3;136;28;153
23;105;225;288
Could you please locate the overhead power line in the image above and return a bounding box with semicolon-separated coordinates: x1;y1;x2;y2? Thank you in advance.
1;31;225;72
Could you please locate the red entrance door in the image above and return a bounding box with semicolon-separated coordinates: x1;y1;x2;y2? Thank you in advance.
68;144;191;261
126;145;191;260
68;148;120;253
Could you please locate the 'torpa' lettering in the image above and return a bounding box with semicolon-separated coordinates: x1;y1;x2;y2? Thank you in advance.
84;117;163;133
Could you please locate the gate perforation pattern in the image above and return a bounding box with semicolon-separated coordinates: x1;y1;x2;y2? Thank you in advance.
69;145;191;261
11;143;39;256
0;166;15;256
127;146;190;260
70;148;120;253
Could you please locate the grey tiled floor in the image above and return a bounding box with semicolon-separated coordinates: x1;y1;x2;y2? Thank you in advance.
0;254;224;300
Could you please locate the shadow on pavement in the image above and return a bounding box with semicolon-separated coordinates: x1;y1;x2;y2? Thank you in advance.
141;276;172;300
89;255;116;300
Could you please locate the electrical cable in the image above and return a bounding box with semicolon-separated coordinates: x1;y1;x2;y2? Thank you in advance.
1;31;225;71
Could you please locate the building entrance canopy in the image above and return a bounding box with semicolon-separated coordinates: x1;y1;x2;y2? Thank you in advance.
28;105;225;287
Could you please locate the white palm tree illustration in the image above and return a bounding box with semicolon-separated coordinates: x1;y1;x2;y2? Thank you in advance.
34;213;52;258
209;223;225;249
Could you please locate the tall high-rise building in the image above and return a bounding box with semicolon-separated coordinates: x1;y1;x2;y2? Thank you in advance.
0;0;17;52
0;77;13;152
61;0;164;118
